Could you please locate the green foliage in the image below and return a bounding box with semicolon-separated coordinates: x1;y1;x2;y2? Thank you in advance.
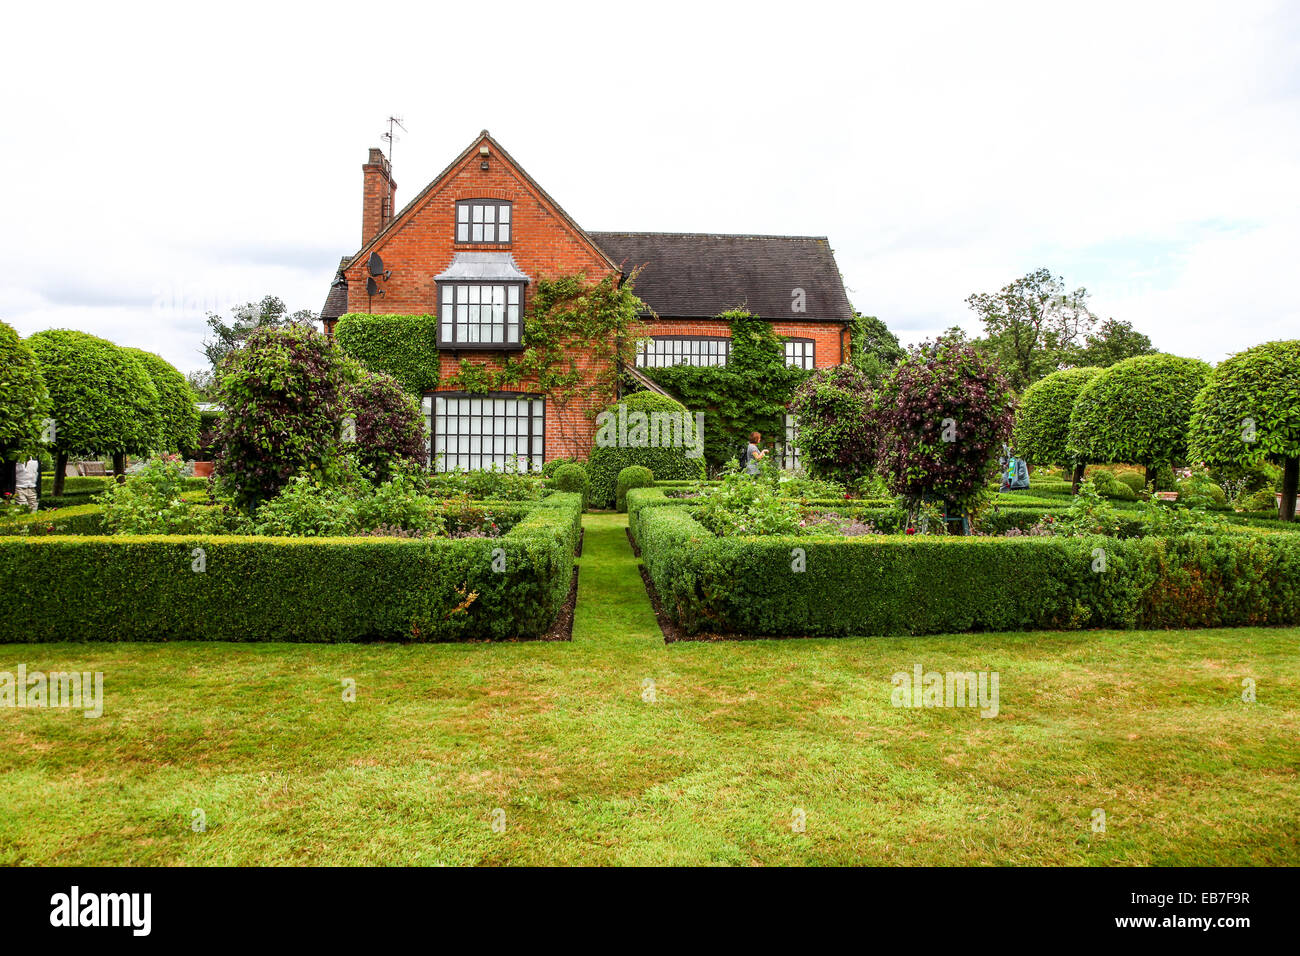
0;495;582;642
1071;318;1157;367
334;313;441;394
124;348;200;453
0;320;49;460
1189;340;1300;468
643;312;808;468
0;503;106;536
203;295;315;373
849;312;905;382
342;366;426;479
215;324;346;509
788;364;877;483
541;457;581;478
691;462;805;536
425;464;545;502
637;503;1300;637
1069;354;1213;471
615;465;654;512
1012;367;1101;467
551;462;589;508
97;456;235;535
27;330;159;458
587;391;706;508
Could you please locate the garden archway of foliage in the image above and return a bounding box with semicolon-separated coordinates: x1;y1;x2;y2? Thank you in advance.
874;336;1016;515
0;320;49;464
1012;366;1101;490
641;311;809;468
1068;353;1212;486
27;329;160;495
1189;339;1300;521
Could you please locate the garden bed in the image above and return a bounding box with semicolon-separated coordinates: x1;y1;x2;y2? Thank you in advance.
0;493;582;642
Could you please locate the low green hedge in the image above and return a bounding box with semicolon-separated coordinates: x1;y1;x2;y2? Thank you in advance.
0;493;581;642
636;506;1300;637
0;503;107;536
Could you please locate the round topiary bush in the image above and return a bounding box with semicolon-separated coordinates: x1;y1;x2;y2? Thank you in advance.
1100;478;1137;500
215;323;346;508
124;347;200;454
551;462;589;507
1011;366;1100;487
1068;353;1212;486
342;366;426;480
588;391;705;509
874;336;1015;514
0;320;49;462
1115;470;1146;493
615;465;655;512
27;329;159;494
787;364;877;483
1189;339;1300;521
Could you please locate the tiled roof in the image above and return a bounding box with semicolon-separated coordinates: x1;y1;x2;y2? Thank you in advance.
589;232;854;323
320;256;349;321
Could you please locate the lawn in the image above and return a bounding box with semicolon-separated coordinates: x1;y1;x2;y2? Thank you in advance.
0;512;1296;866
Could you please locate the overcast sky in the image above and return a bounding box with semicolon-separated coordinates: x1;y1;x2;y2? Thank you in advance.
2;0;1297;375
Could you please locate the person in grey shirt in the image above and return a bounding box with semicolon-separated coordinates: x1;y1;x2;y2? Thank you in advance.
744;431;766;475
13;458;39;511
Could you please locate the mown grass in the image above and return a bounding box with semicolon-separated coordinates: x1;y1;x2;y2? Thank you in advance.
0;512;1296;865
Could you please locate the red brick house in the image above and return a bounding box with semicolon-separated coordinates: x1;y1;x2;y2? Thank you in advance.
320;131;855;471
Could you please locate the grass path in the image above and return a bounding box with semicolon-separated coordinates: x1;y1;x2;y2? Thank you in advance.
572;513;661;646
1;515;1298;864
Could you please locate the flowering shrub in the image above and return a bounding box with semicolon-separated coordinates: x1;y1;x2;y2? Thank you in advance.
693;462;804;536
873;336;1016;515
97;456;245;535
787;365;878;483
343;367;426;480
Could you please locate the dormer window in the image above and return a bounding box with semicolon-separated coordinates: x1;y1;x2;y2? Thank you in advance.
456;200;511;243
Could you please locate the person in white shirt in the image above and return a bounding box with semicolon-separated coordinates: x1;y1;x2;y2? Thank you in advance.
13;459;39;512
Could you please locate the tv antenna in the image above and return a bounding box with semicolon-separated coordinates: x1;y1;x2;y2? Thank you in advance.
381;115;406;164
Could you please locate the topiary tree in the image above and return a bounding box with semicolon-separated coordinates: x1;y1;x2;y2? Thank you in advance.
1068;353;1212;487
334;313;441;394
1011;366;1101;492
588;390;705;508
341;366;427;481
551;461;589;509
616;465;655;512
787;364;877;484
27;330;159;495
124;347;200;455
1189;340;1300;521
874;336;1016;522
0;320;49;470
215;323;346;509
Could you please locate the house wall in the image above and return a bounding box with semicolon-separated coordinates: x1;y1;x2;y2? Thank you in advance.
342;135;620;462
641;317;847;367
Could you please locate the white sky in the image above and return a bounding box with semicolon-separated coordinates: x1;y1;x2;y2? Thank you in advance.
2;0;1297;375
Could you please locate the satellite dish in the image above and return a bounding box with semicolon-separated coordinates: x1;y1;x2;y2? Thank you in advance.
368;252;385;277
366;277;384;297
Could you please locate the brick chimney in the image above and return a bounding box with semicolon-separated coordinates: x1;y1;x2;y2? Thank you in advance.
361;147;397;245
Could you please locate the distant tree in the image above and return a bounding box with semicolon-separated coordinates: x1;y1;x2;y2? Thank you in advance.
202;296;316;372
849;313;905;382
27;330;159;494
1068;354;1212;486
966;268;1096;391
1189;340;1300;522
1012;366;1101;491
185;368;217;402
1069;318;1156;367
124;348;201;454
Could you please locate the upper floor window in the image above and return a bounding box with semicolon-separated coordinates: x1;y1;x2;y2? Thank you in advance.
456;200;511;243
438;282;524;348
635;336;730;368
784;338;815;370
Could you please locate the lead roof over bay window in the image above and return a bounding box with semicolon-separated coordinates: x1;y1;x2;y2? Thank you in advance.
435;252;531;349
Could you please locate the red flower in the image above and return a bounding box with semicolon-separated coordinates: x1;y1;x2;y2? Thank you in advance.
905;527;916;535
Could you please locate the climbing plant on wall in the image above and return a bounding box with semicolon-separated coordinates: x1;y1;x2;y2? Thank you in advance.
334;313;441;394
642;311;809;468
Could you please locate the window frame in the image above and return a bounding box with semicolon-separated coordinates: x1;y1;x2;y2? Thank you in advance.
437;280;526;350
780;412;801;471
783;337;815;370
455;199;513;245
634;334;731;369
425;390;546;474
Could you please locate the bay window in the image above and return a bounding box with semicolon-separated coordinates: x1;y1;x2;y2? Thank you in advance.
425;393;545;473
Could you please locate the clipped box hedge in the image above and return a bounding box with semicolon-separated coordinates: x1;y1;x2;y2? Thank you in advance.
636;506;1300;637
0;493;581;642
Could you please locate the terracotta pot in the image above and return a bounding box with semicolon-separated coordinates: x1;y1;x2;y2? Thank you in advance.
193;461;215;478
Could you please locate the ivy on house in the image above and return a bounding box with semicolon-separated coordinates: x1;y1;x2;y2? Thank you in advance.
334;313;441;395
641;311;810;469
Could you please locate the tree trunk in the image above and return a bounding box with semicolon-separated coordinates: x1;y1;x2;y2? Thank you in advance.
1071;462;1085;494
54;453;67;497
1282;457;1299;523
112;452;127;484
